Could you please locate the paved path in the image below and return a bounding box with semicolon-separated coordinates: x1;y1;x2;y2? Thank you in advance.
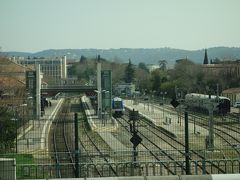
17;98;63;156
124;100;208;137
82;96;129;152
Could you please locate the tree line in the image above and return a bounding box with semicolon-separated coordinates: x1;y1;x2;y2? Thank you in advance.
68;56;239;98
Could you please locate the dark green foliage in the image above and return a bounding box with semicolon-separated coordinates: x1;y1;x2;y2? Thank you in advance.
212;58;221;64
138;62;149;73
159;60;167;71
80;55;87;63
124;59;135;83
0;108;16;153
68;64;78;76
82;67;95;80
68;58;96;83
203;49;209;64
68;54;239;98
151;70;161;92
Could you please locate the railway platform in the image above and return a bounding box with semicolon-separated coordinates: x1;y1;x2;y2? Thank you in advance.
124;100;208;138
81;96;130;152
17;98;64;156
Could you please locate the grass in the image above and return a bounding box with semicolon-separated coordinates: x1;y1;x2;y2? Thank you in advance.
0;153;33;164
0;153;34;179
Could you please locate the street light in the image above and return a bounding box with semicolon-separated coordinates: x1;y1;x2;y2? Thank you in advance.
10;118;18;153
26;96;33;129
10;103;27;153
19;104;27;139
94;90;102;118
94;90;109;120
102;90;110;124
160;91;167;120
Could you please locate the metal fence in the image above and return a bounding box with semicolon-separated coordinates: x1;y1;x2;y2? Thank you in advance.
12;158;240;179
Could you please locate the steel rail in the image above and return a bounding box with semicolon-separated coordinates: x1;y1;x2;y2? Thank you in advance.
52;101;76;178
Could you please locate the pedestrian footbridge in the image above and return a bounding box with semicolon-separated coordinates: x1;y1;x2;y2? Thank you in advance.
41;84;97;93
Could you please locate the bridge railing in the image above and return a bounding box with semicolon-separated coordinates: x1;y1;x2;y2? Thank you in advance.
41;84;97;90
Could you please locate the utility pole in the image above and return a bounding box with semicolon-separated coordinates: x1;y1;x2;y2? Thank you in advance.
171;99;190;174
206;102;215;150
36;64;41;122
97;55;102;119
74;113;80;177
184;111;190;175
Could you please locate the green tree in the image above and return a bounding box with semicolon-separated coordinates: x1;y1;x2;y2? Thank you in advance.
135;68;151;92
151;70;161;92
0;108;16;153
124;59;135;83
159;60;167;71
80;55;87;63
169;59;201;93
138;62;149;73
203;49;209;64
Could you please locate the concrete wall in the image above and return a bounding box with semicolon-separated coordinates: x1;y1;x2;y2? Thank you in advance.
36;174;240;180
0;158;16;180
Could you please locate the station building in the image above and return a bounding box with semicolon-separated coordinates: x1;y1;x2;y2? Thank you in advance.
202;62;240;78
201;49;240;77
113;83;136;96
222;88;240;106
14;56;67;84
146;64;159;72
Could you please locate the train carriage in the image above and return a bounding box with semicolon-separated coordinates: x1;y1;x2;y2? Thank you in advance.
112;97;124;117
185;93;230;115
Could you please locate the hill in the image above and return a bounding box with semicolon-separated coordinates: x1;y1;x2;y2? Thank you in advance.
3;47;240;67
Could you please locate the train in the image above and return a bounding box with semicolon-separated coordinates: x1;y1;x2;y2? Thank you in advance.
185;93;231;115
112;97;124;117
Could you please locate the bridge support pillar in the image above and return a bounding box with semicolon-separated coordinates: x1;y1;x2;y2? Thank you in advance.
97;55;102;119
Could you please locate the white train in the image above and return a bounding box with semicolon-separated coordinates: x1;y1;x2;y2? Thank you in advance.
112;97;124;117
185;93;230;115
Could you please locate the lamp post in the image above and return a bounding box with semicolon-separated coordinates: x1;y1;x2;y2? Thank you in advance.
26;96;33;129
152;91;156;112
19;104;27;139
160;91;167;120
10;117;18;153
10;103;27;153
95;90;109;120
102;90;109;124
94;90;102;119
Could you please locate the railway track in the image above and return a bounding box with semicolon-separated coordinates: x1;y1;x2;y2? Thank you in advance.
51;100;76;178
135;113;228;174
117;114;183;175
80;101;118;177
76;97;239;176
175;109;240;156
148;100;240;157
118;107;228;174
189;115;240;156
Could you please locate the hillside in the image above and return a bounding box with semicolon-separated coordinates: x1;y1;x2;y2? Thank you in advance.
3;47;240;67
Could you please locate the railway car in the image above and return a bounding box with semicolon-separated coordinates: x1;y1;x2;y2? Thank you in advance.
112;97;124;117
185;93;230;115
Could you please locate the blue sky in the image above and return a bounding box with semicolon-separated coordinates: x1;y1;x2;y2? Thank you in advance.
0;0;240;52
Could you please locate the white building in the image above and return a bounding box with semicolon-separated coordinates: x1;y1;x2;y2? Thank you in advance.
15;56;67;84
113;83;135;96
146;64;159;72
222;88;240;106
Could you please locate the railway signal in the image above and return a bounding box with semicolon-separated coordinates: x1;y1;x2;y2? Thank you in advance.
129;109;142;165
170;98;180;108
129;109;139;121
74;113;80;177
130;133;142;147
170;98;190;175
